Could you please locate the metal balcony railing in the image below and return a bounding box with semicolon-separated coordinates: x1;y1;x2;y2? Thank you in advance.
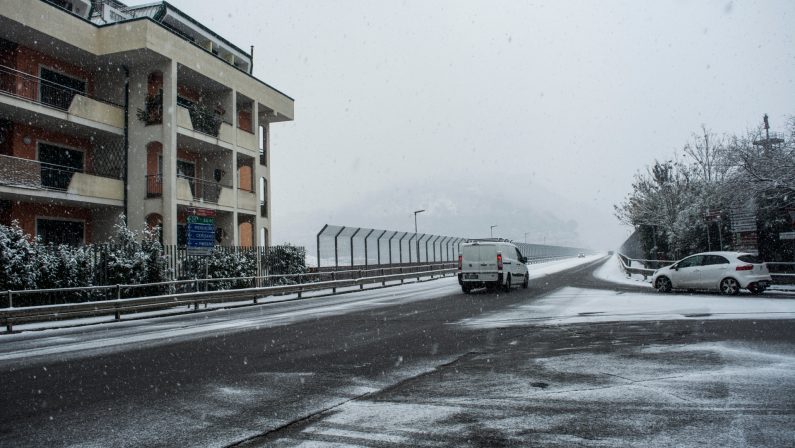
0;154;118;192
0;64;120;110
146;174;232;204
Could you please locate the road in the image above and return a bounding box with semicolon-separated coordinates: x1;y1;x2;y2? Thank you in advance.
1;257;793;447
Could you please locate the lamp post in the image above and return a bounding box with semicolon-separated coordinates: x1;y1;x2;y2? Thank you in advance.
490;225;498;238
524;232;529;244
413;209;425;234
414;209;425;263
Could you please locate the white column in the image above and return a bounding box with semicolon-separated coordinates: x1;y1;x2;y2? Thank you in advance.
231;90;239;246
161;59;178;246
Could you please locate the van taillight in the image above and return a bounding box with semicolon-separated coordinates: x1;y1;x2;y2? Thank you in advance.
458;255;463;271
497;253;503;270
736;265;753;271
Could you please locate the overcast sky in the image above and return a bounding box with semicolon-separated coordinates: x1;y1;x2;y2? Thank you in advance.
132;0;794;250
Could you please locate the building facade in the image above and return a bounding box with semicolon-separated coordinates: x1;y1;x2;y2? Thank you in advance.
0;0;293;247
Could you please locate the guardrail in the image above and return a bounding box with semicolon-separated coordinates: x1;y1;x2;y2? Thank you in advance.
616;253;666;279
1;264;455;333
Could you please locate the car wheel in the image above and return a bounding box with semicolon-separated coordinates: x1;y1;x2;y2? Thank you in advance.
655;276;672;293
719;278;740;296
504;274;512;293
461;284;472;294
522;276;529;289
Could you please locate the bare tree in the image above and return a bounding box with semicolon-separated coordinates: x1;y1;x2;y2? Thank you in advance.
682;125;730;183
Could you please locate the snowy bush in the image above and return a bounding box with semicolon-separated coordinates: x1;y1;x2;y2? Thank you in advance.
263;244;306;285
0;221;38;292
0;216;171;303
182;248;257;290
99;218;171;297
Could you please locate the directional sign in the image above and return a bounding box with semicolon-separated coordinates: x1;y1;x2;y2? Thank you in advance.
187;212;215;256
187;215;214;225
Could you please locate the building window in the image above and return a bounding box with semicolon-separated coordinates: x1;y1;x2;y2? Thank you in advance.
37;218;84;246
39;143;83;190
39;67;86;110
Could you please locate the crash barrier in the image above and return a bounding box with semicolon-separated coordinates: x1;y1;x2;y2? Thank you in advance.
617;253;795;284
316;224;596;269
616;253;673;278
1;264;456;333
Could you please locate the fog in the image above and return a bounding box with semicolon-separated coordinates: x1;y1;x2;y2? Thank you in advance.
131;0;795;250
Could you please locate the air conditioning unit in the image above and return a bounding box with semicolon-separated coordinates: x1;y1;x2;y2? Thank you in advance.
70;0;91;19
101;4;131;22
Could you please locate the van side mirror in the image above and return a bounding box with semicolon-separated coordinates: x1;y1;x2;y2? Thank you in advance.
520;256;528;263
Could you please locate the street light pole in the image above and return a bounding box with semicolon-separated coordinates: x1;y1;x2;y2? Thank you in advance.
524;232;529;244
413;209;425;234
490;225;497;238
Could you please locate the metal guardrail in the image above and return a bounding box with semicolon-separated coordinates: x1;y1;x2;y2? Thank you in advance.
616;253;666;279
1;264;456;333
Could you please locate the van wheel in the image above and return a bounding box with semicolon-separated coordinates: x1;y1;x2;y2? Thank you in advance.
461;284;472;294
504;274;512;292
522;276;528;289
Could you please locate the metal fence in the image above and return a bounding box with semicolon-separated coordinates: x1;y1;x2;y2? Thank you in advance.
316;225;464;269
316;224;597;269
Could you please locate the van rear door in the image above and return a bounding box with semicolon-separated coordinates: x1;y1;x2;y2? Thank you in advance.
462;244;498;272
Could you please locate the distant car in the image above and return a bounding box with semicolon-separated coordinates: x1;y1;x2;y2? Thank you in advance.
577;253;585;258
458;240;529;293
651;251;772;295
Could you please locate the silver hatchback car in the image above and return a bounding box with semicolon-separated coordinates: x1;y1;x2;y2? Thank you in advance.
651;251;772;295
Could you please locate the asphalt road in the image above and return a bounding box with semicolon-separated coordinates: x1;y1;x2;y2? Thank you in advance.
1;257;793;447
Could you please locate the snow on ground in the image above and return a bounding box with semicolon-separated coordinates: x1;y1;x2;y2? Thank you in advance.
270;336;795;447
593;254;654;287
526;254;604;280
459;286;795;328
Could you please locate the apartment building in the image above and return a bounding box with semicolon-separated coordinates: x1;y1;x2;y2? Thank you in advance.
0;0;293;247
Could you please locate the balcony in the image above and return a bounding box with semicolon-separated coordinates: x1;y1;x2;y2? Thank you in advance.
146;174;235;208
0;64;124;132
0;155;123;203
237;186;257;211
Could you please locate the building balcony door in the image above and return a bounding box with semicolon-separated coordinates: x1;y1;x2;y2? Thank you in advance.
39;143;83;190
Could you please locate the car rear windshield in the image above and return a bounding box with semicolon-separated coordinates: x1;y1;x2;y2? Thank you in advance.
737;255;763;264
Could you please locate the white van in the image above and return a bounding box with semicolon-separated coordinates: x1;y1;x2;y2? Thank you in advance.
457;240;529;293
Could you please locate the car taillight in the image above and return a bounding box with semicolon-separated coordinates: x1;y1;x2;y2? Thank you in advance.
736;265;753;271
458;255;462;271
497;253;503;270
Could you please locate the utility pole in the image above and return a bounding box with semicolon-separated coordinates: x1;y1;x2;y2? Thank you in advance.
490;225;497;238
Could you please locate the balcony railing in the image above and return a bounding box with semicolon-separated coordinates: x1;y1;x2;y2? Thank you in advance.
0;64;121;111
146;174;232;204
0;154;115;192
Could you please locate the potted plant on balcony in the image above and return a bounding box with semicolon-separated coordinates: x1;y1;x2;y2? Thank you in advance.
136;93;163;125
188;102;223;136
